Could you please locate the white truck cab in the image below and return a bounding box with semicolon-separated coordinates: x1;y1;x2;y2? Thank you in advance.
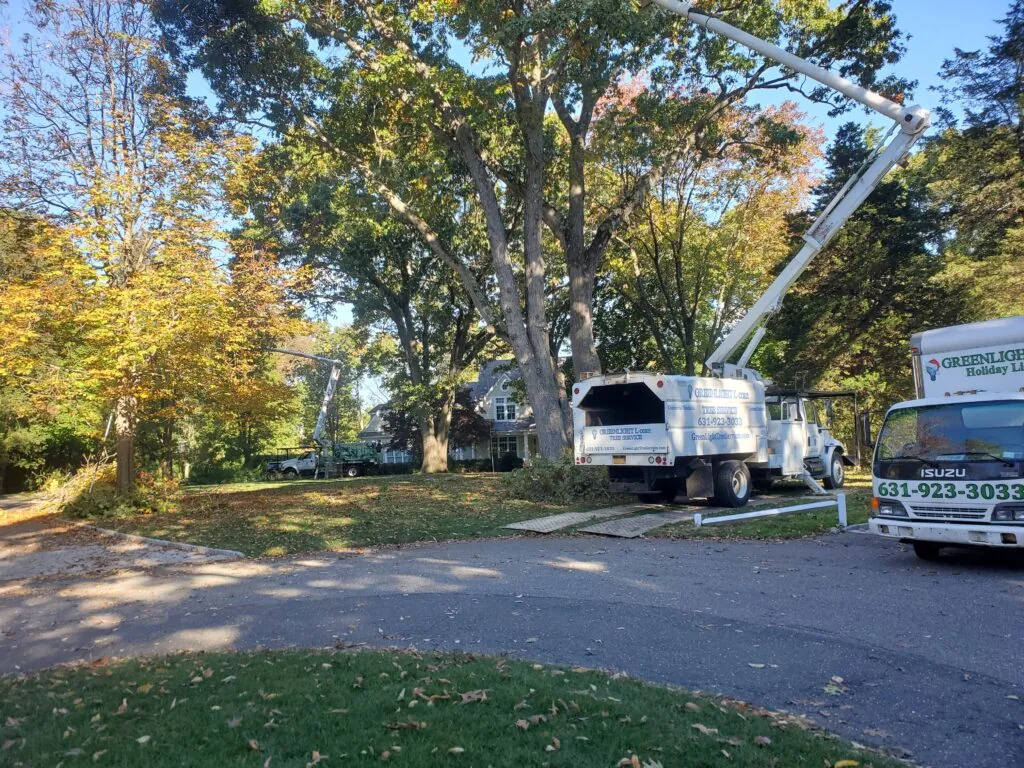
280;451;319;478
870;317;1024;558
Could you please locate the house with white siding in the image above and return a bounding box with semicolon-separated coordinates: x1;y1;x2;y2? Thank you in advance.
453;360;538;462
361;361;539;464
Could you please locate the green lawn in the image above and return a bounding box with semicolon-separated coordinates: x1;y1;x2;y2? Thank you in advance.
650;472;874;541
94;474;605;557
70;472;876;557
0;650;897;768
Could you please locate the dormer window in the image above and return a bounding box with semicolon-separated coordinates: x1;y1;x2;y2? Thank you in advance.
495;396;517;422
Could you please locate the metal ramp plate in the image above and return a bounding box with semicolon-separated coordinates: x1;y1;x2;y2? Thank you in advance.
504;503;648;534
580;509;697;538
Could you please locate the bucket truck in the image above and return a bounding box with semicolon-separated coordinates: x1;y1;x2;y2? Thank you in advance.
572;0;931;505
268;348;378;479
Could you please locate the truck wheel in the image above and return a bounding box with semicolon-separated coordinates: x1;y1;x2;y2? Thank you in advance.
713;461;751;508
344;465;360;478
823;453;845;490
912;541;942;561
283;468;298;479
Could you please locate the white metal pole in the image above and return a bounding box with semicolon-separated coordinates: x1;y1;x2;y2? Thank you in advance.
649;0;928;131
838;493;848;528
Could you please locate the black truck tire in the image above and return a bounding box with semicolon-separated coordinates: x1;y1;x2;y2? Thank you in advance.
823;452;845;490
713;461;752;508
344;465;361;478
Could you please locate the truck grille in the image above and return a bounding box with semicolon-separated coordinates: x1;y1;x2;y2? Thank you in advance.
909;505;987;521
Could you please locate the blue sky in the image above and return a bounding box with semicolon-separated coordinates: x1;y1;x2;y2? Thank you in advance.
788;0;1009;133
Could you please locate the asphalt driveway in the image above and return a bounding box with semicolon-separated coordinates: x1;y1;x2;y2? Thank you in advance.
0;532;1021;767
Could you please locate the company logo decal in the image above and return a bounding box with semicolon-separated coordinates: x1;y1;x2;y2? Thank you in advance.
920;468;967;479
925;358;941;382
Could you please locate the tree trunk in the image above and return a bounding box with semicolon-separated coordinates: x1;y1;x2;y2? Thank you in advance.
419;395;453;474
568;263;601;377
161;419;174;480
114;394;137;496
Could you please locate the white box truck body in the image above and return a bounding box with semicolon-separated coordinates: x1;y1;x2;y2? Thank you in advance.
870;317;1024;558
572;373;850;506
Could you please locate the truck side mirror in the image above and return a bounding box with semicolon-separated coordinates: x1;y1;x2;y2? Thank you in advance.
859;414;873;446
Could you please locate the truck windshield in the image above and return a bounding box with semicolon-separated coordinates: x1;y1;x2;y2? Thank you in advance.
877;401;1024;462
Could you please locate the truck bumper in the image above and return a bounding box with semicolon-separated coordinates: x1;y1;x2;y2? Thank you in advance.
869;518;1024;548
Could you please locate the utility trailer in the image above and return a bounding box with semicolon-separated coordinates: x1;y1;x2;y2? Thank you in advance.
572;374;850;506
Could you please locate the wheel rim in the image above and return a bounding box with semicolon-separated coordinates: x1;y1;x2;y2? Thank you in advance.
732;468;748;498
833;458;844;484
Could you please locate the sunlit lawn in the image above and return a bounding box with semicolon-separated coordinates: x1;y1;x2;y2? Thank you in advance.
0;649;899;768
651;471;874;541
97;474;603;557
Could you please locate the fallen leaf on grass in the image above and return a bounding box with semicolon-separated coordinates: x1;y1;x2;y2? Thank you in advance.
691;723;718;736
754;736;772;746
458;689;488;705
833;762;860;768
227;717;242;729
685;702;700;712
2;740;16;751
136;683;153;694
448;746;465;754
515;719;529;731
5;717;25;728
385;720;427;731
527;714;547;726
247;739;260;751
136;735;151;745
824;676;848;695
115;699;127;715
92;750;107;761
748;663;766;669
513;699;528;710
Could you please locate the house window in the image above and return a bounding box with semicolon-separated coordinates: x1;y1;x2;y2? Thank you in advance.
491;436;519;458
495;397;517;421
383;449;413;465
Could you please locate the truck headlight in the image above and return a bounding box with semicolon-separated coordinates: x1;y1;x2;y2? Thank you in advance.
993;505;1024;523
873;497;908;518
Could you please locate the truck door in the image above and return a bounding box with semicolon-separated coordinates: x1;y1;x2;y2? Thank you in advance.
803;399;824;459
299;451;318;475
781;400;807;475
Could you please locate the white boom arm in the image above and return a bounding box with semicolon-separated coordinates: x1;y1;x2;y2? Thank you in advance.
271;347;344;450
650;0;931;376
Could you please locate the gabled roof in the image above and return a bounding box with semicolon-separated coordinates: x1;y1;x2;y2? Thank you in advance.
468;360;521;401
